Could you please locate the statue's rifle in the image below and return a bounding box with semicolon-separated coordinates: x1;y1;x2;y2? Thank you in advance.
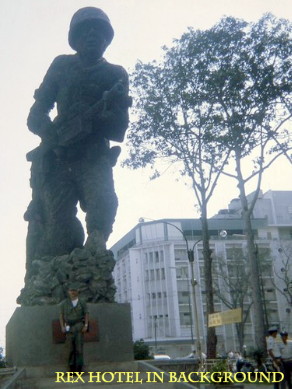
26;80;132;162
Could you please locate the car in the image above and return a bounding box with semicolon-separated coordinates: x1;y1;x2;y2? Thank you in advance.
153;353;171;360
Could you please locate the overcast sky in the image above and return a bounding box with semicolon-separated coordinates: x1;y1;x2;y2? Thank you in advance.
0;0;291;350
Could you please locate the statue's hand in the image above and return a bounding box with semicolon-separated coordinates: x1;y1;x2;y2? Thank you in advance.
40;120;58;147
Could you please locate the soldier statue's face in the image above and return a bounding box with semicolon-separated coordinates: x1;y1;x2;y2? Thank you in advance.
74;21;108;60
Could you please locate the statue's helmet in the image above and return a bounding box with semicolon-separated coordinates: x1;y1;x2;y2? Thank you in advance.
68;7;114;50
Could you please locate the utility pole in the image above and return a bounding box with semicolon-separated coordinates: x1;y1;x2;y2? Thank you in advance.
154;315;158;352
188;240;202;357
139;217;204;357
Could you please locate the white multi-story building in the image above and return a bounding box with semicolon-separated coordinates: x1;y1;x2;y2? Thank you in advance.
111;191;292;357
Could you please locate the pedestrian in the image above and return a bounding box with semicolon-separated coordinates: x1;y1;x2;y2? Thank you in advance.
186;349;197;358
280;331;292;389
267;326;285;389
228;350;234;359
235;351;244;373
59;284;89;373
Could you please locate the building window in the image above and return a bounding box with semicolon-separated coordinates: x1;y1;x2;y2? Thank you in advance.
180;312;191;326
176;266;188;278
178;291;190;304
268;309;280;323
175;249;187;261
156;269;160;280
155;251;159;262
226;247;244;261
149;252;153;263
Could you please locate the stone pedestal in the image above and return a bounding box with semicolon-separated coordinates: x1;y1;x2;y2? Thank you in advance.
6;303;133;367
18;248;117;306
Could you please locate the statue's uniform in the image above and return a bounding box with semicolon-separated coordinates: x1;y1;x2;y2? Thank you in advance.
25;54;129;259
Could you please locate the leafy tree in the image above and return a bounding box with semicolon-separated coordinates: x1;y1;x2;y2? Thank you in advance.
124;22;231;362
205;14;291;353
133;339;152;360
124;13;291;355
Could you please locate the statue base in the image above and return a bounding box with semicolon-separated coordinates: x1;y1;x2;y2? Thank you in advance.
17;247;116;305
6;303;133;367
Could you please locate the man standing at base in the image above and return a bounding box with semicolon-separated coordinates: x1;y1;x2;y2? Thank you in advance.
267;327;285;389
60;284;89;373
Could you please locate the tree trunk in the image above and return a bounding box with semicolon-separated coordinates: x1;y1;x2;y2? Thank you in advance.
235;322;244;353
201;203;217;358
235;154;266;353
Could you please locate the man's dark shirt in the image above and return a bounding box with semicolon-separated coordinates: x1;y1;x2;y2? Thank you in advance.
60;298;88;325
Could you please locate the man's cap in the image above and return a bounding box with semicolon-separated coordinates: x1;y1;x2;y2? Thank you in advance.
268;326;278;333
280;331;288;336
67;282;80;291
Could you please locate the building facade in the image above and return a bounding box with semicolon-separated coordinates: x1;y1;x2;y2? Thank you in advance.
111;191;292;357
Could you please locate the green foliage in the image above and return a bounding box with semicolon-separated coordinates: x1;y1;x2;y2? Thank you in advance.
125;13;291;180
209;358;229;374
133;339;152;360
252;348;266;365
208;359;231;386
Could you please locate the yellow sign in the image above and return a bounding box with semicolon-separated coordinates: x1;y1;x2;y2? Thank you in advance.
208;308;242;327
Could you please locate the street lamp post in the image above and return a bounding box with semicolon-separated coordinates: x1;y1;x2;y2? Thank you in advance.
255;243;269;332
154;315;158;353
139;217;203;357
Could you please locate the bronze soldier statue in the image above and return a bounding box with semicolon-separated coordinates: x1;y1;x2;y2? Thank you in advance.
23;7;131;282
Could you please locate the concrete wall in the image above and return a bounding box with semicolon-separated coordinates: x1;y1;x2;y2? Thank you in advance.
6;303;133;367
